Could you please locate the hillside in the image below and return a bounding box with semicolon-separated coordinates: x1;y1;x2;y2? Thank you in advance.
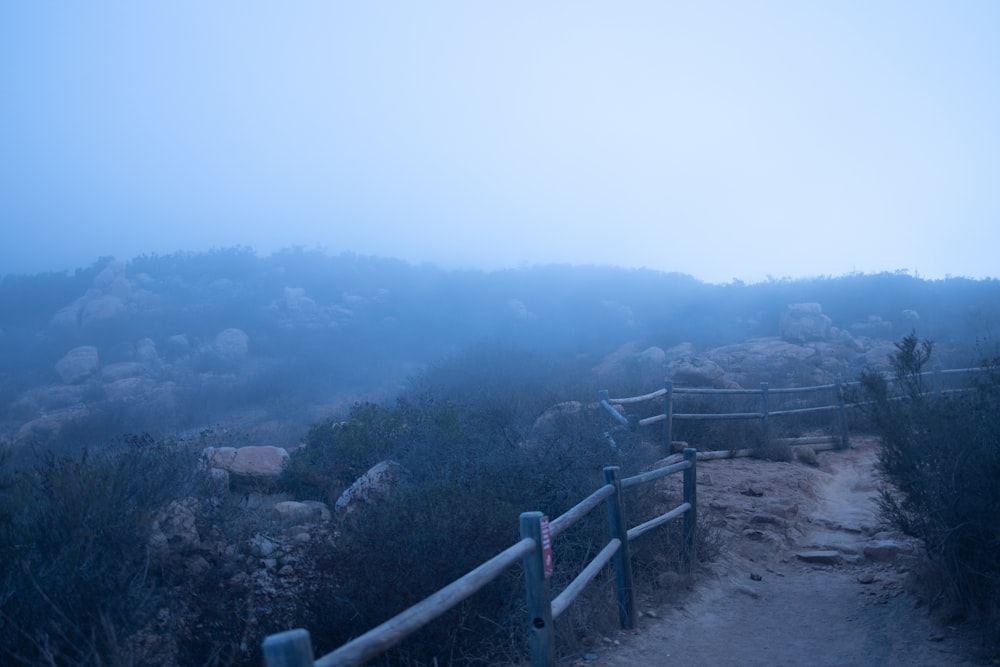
1;249;999;665
1;248;997;453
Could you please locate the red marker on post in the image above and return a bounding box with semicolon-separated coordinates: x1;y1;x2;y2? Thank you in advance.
540;515;554;579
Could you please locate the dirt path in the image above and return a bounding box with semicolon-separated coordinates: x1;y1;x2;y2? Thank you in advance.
586;437;990;667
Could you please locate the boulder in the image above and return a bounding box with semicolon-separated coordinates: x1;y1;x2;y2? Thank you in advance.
863;540;902;562
135;338;159;365
203;445;290;480
150;498;202;556
55;346;99;383
637;346;666;366
796;550;841;564
81;294;126;326
530;401;584;442
214;328;249;358
273;500;331;526
11;385;87;416
103;377;158;402
336;460;408;518
101;362;147;382
14;407;87;445
779;303;832;343
667;357;727;388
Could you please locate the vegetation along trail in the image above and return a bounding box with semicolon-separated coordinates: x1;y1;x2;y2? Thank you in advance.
589;437;990;667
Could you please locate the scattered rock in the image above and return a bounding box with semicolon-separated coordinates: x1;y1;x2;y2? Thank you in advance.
249;534;278;558
273;500;331;526
796;550;841;565
795;446;819;466
864;540;901;562
858;573;876;584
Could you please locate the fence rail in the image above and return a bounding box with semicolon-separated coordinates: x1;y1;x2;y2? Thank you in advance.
262;451;698;667
599;366;985;453
600;375;851;451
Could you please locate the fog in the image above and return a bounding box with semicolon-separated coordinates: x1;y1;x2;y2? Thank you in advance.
1;248;998;454
2;3;999;283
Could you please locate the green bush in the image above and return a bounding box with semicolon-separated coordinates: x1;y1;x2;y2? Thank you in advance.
860;333;1000;649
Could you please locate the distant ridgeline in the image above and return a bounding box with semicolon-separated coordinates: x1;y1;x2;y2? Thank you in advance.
0;247;998;449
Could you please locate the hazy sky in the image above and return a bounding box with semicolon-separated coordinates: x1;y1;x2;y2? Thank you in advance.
2;2;998;283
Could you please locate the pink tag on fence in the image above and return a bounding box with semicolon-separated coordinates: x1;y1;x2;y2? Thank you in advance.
540;515;554;579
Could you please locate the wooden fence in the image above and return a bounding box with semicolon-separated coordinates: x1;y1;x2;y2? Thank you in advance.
263;366;983;666
262;450;698;667
599;375;851;453
598;366;984;454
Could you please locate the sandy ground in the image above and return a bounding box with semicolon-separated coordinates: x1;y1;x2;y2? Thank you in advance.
579;437;993;667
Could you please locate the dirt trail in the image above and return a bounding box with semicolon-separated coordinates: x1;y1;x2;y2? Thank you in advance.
588;437;990;667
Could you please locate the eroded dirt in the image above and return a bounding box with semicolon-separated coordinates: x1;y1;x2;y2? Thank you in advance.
581;437;991;667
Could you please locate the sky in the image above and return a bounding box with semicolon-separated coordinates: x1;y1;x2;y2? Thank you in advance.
1;2;998;284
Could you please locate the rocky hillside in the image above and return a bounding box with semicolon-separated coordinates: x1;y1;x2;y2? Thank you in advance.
2;250;998;666
2;249;996;451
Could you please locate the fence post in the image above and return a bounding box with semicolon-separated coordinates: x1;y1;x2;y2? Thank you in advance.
682;448;697;570
663;379;674;450
520;512;555;667
835;374;850;449
598;389;616;450
603;467;636;630
759;381;770;447
262;628;315;667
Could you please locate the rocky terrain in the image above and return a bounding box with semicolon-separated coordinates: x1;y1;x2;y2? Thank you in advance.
3;253;997;664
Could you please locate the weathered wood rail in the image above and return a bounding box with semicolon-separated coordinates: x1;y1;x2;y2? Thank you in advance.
262;451;698;667
599;366;983;454
600;375;852;452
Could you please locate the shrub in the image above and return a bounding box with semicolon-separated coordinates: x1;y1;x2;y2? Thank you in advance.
860;333;1000;650
280;349;694;665
0;435;201;666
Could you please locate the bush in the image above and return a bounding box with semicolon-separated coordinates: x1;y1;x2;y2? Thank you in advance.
860;333;1000;649
279;346;695;665
0;435;201;666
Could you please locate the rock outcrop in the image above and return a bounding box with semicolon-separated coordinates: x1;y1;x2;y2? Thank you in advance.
203;445;290;483
55;346;100;384
779;303;833;343
213;328;249;358
336;460;408;518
